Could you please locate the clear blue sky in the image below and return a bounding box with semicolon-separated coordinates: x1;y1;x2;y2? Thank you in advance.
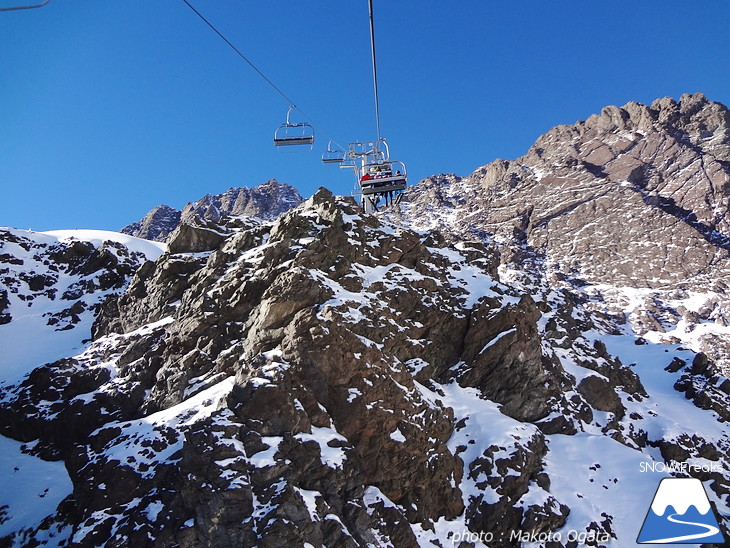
2;1;729;231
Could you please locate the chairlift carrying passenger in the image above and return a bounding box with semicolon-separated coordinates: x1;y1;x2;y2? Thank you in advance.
274;106;314;150
359;159;407;195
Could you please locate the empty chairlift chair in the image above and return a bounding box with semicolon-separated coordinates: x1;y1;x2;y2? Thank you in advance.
274;106;314;151
322;140;346;164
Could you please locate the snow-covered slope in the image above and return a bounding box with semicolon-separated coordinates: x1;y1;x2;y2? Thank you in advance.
0;187;728;546
42;230;165;261
0;228;166;545
0;228;163;383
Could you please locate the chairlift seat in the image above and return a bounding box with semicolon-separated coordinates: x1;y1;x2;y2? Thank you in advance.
274;135;314;146
322;152;346;164
360;180;407;194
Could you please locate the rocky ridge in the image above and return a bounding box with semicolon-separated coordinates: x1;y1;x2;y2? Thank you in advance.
121;179;303;242
392;92;730;375
0;188;728;546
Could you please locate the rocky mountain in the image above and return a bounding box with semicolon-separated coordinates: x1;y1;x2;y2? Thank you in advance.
0;94;728;547
121;179;303;242
392;92;730;375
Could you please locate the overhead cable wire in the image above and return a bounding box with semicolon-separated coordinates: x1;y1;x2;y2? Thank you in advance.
367;0;382;145
0;0;51;11
180;0;346;152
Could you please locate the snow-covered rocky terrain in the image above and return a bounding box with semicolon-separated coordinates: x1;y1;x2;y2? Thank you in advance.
0;229;164;543
0;94;728;547
391;92;730;378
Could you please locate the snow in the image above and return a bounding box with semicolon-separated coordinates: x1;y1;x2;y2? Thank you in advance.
347;387;362;402
409;329;730;547
602;334;728;443
0;306;95;383
144;375;234;429
295;426;348;469
389;427;406;443
419;379;536;510
0;435;73;541
585;283;730;372
96;377;235;478
478;327;516;354
363;485;397;510
0;228;165;385
295;487;321;521
248;437;282;468
145;500;165;522
542;433;678;548
41;229;166;261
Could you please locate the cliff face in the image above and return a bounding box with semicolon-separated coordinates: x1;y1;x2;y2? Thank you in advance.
1;95;729;547
399;93;730;276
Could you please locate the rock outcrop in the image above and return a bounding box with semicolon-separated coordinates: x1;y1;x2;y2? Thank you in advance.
120;205;181;243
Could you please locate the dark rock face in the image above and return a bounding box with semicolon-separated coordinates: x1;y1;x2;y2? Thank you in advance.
0;287;10;324
121;179;304;242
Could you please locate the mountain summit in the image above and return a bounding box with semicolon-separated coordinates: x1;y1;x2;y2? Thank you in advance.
0;95;728;546
121;179;303;242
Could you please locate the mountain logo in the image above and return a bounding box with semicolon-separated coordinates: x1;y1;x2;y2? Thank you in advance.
637;478;725;544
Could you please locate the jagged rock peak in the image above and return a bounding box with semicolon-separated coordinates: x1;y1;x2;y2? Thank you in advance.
119;204;181;243
532;92;730;160
121;179;304;242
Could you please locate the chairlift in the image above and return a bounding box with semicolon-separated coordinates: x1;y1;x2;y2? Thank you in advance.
322;141;346;164
274;106;314;151
358;159;407;195
339;158;357;170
